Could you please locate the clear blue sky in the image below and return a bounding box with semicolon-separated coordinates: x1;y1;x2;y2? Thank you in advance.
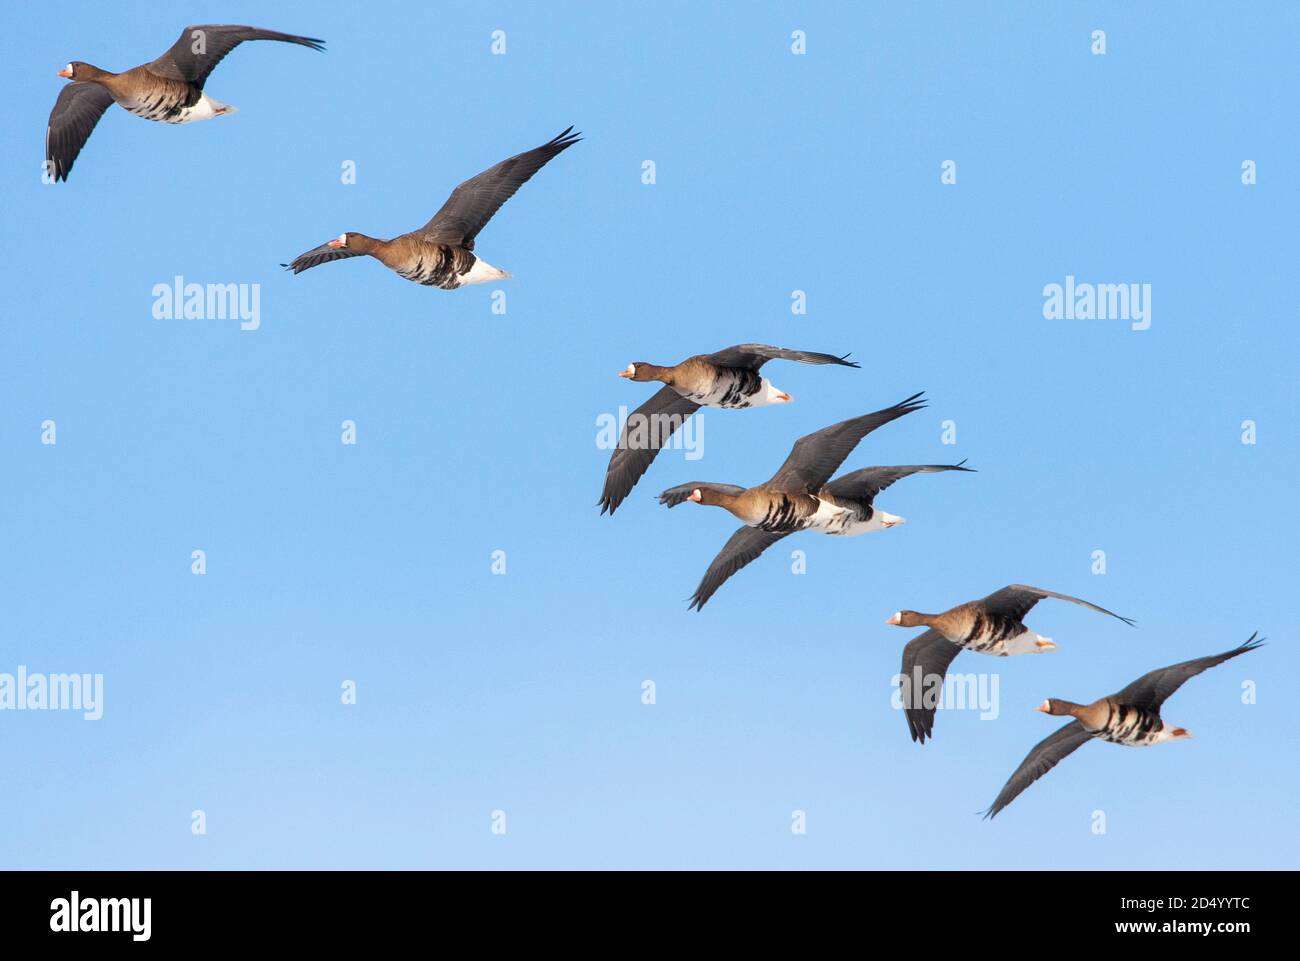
1;1;1296;869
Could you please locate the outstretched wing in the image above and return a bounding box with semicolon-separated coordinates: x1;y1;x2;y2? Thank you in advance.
281;242;364;275
979;584;1134;627
418;127;581;250
149;24;325;89
599;387;701;515
823;462;973;506
898;629;965;744
45;81;114;182
765;392;926;493
982;721;1094;819
705;344;859;371
686;527;792;612
1113;633;1264;712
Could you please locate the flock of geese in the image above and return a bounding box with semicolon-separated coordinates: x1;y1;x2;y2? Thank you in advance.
598;344;1263;815
45;24;1263;822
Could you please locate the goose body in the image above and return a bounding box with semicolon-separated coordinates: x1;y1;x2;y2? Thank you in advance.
109;73;237;123
982;635;1264;818
46;25;325;181
1089;701;1178;747
349;234;510;290
284;128;580;289
643;361;791;410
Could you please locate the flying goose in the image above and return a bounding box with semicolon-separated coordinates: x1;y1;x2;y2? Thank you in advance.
888;585;1135;744
47;25;325;181
599;344;860;515
283;127;581;289
658;393;972;610
983;634;1264;818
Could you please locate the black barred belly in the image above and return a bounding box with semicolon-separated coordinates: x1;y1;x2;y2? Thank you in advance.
963;611;1025;654
123;85;199;122
398;247;475;289
754;493;814;533
1099;704;1165;746
709;369;763;408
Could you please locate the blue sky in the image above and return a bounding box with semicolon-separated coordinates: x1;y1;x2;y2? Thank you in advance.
1;1;1296;869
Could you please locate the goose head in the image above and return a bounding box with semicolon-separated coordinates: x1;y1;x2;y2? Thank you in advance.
619;363;661;382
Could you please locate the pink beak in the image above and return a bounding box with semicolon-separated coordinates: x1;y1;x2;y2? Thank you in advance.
1036;701;1051;713
617;369;631;378
327;238;345;249
57;67;73;78
687;491;702;503
885;613;901;625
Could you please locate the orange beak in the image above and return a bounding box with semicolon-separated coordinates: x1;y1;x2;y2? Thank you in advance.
57;67;73;78
617;369;631;378
687;491;702;503
1036;701;1051;713
327;238;344;249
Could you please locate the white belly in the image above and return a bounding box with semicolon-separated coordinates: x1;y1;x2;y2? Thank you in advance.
823;511;885;537
178;94;237;122
459;256;511;286
804;497;852;532
990;628;1055;656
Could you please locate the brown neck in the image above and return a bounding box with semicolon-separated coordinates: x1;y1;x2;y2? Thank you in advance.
640;363;674;384
78;64;117;84
347;234;384;256
1053;700;1087;717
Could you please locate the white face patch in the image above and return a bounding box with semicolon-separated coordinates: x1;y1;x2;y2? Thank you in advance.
625;364;636;376
65;63;74;75
337;233;348;246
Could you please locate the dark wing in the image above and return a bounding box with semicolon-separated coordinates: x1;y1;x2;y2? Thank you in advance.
765;392;926;493
899;629;965;744
686;527;792;612
982;721;1094;819
418;127;581;250
656;482;747;509
705;344;860;371
1113;633;1264;712
979;584;1135;627
45;82;115;182
599;387;701;515
148;24;325;89
281;242;364;275
823;461;973;506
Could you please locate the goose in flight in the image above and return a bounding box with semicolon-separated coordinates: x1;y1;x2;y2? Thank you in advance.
983;634;1264;818
283;127;581;289
599;344;859;515
887;584;1135;744
46;24;325;181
